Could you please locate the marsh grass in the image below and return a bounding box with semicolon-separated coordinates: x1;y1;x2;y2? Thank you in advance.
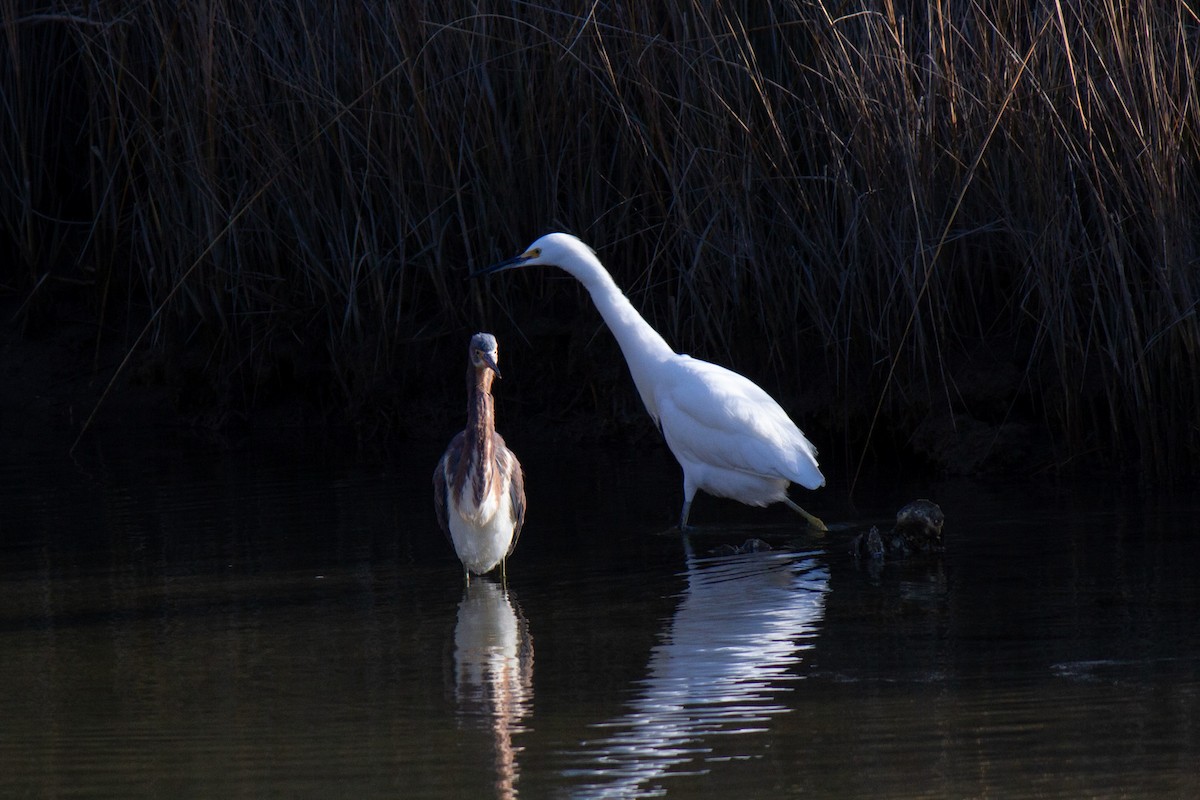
2;1;1198;477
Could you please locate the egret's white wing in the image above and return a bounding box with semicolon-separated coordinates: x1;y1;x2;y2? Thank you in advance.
655;356;824;488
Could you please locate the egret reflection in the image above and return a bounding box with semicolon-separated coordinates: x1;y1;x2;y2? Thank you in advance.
565;543;828;798
453;578;534;799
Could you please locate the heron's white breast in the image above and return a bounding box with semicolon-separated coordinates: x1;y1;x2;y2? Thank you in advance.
449;489;518;574
453;470;511;526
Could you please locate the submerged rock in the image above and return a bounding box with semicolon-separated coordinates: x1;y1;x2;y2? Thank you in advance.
893;499;945;552
708;538;773;557
852;499;945;563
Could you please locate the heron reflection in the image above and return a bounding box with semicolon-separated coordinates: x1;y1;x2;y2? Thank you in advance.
565;543;828;798
453;578;533;799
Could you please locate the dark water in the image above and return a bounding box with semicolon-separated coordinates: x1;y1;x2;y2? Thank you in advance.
2;430;1198;798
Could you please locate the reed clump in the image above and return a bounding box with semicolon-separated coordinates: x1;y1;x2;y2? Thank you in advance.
2;1;1198;478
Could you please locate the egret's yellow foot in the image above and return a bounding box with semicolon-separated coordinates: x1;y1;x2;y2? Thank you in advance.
784;498;828;532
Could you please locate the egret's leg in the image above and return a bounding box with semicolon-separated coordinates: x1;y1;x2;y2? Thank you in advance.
500;557;507;588
679;481;698;531
783;497;828;532
465;568;472;586
679;497;694;531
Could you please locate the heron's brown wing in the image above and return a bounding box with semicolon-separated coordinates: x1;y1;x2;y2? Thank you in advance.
495;436;526;557
432;432;464;543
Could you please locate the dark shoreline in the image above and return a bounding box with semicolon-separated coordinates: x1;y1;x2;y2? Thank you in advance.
3;301;1068;485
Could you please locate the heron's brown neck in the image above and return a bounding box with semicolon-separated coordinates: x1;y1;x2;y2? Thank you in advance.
466;366;496;433
461;366;497;491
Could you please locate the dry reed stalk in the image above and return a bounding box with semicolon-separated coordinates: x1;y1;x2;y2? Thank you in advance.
1;1;1197;476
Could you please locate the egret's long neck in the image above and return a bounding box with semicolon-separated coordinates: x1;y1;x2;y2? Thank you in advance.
566;252;676;418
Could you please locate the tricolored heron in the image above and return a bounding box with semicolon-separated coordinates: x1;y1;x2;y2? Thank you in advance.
474;233;826;531
433;333;527;580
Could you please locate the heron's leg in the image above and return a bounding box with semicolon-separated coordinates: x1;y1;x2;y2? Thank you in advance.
783;497;828;532
465;568;471;586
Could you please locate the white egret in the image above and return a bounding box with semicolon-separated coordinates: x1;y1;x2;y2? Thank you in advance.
474;233;826;531
434;333;527;580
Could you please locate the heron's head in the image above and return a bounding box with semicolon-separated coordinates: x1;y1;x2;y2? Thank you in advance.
472;233;596;278
468;332;501;378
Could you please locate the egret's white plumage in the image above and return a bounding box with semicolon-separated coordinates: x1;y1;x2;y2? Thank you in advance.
476;233;826;530
434;333;527;579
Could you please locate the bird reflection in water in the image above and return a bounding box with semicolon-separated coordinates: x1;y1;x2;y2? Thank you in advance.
565;544;828;799
453;578;534;799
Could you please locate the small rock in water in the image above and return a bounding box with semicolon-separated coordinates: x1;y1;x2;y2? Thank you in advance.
855;527;886;561
894;499;945;552
851;499;944;563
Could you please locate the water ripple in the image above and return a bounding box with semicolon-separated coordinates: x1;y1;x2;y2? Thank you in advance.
560;547;828;798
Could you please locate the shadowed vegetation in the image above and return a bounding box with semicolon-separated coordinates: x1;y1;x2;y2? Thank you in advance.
2;1;1199;479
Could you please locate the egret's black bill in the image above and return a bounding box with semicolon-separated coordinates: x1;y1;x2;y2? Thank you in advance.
471;254;529;278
